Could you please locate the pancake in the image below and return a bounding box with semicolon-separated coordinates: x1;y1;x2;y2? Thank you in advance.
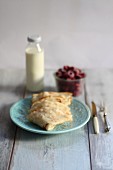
32;91;72;106
27;92;73;130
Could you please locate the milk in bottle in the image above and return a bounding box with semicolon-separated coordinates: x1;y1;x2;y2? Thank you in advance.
26;35;44;91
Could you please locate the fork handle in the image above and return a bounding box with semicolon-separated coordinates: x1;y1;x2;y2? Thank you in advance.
104;114;111;132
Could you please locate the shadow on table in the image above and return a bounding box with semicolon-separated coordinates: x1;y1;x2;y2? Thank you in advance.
0;83;57;97
15;127;85;150
0;103;17;140
44;86;57;92
0;84;25;97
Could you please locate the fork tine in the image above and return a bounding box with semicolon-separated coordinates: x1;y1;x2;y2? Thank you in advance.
99;100;104;112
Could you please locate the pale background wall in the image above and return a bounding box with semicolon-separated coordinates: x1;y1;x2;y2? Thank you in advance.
0;0;113;69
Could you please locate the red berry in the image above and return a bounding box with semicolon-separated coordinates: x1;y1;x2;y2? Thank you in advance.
56;71;62;78
76;74;82;79
74;68;80;75
63;72;68;79
63;66;69;71
67;70;75;79
69;66;75;71
58;68;62;72
74;82;80;87
80;73;86;78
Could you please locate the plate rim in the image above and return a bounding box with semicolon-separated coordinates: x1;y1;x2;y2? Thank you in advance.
10;97;91;134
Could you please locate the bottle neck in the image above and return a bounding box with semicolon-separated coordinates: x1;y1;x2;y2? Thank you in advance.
36;43;41;52
28;42;42;52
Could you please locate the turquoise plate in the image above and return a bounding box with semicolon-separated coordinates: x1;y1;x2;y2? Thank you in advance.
10;97;91;134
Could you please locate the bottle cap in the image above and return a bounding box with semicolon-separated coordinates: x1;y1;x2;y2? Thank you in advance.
27;35;42;43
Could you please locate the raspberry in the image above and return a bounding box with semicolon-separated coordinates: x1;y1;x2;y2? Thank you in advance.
80;73;86;78
67;70;75;79
63;66;69;71
56;71;62;78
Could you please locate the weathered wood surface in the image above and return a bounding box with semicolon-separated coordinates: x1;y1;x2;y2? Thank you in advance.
9;70;90;170
1;69;113;170
85;69;113;170
0;69;25;170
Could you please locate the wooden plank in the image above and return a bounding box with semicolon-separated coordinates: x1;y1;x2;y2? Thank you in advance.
10;69;91;170
85;69;113;170
0;69;25;170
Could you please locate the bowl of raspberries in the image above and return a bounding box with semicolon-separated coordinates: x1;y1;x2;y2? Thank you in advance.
54;65;86;96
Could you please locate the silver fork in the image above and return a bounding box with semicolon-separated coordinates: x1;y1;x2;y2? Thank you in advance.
99;101;111;132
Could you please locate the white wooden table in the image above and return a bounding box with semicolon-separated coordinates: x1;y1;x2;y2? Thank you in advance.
0;69;113;170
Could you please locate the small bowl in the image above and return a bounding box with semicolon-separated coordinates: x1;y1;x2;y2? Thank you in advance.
54;73;85;97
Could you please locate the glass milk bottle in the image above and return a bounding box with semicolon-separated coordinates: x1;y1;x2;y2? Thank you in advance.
25;35;44;92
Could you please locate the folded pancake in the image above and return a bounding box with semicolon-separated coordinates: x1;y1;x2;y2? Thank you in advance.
27;92;73;130
27;100;72;130
32;91;72;106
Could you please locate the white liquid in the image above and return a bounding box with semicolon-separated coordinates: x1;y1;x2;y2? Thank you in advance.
26;47;44;91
